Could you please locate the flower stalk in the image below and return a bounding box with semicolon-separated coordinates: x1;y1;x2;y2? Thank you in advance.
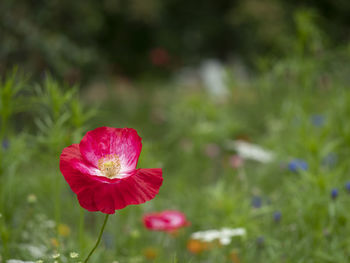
84;214;110;263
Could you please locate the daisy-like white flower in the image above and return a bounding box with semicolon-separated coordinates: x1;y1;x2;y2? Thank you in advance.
191;227;246;245
60;127;163;214
227;140;274;163
70;252;79;258
52;253;60;259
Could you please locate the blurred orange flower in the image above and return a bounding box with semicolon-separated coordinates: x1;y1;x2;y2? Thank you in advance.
143;247;159;260
50;238;59;248
229;250;241;263
187;239;211;254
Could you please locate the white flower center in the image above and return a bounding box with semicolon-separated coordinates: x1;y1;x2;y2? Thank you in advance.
98;154;121;178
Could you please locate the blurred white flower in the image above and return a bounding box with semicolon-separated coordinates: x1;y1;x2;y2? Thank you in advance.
220;237;231;245
52;253;60;259
70;252;79;258
19;245;46;258
191;227;246;245
200;59;228;97
227;140;274;163
43;220;56;229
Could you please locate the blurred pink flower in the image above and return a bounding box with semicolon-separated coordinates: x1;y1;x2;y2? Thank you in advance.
229;155;244;169
143;210;190;232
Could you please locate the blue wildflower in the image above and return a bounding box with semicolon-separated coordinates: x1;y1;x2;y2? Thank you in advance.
2;139;9;150
331;188;338;200
345;182;350;192
288;159;308;173
310;114;325;127
273;211;282;223
251;196;262;209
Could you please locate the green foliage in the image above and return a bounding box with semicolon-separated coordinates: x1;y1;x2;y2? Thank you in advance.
34;75;96;154
2;43;350;262
1;0;350;78
0;68;27;137
0;72;96;260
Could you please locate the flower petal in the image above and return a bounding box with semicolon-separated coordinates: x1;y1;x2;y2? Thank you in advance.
59;144;100;193
92;168;163;214
77;188;98;212
79;127;142;174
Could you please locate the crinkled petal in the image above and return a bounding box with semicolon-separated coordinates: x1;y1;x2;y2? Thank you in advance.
91;168;163;214
77;188;98;212
59;144;100;193
79;127;142;174
60;144;101;211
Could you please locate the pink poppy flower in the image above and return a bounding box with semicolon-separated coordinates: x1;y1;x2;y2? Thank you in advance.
59;127;163;214
143;210;189;232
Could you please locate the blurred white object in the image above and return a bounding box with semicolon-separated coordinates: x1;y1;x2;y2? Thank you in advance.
227;140;274;163
191;227;246;245
200;59;228;97
19;244;46;258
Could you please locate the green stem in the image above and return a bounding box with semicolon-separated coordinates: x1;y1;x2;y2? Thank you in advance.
84;214;110;263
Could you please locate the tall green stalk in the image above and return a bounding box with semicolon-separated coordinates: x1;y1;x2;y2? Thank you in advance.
84;214;110;263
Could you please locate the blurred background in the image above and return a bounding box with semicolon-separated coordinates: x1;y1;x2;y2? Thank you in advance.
2;0;350;262
1;0;350;81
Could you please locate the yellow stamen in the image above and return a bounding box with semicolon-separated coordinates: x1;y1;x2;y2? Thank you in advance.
98;154;121;178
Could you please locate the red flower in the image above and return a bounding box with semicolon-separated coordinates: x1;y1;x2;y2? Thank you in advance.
143;210;189;232
59;127;163;214
149;48;170;67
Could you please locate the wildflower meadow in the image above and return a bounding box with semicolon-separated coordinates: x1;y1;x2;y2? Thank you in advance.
2;1;350;262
